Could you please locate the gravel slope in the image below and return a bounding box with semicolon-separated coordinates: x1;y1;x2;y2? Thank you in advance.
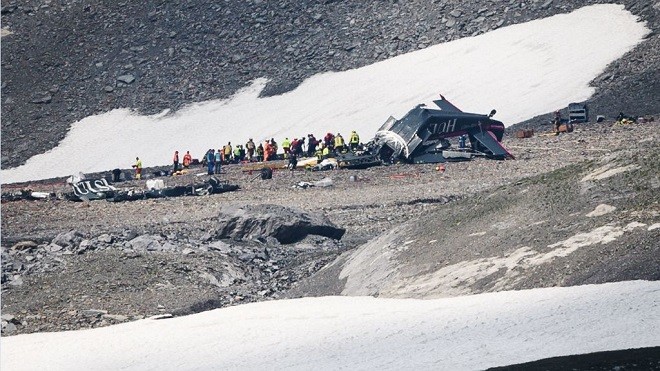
2;119;658;335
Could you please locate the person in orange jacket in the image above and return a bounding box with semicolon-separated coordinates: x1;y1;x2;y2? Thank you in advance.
264;140;272;162
182;151;192;168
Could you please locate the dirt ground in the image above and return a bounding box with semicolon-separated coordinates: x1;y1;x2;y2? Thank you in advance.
1;121;658;335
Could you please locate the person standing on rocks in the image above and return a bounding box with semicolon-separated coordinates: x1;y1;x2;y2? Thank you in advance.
214;149;222;174
334;133;345;154
324;132;335;151
294;137;305;156
264;140;273;162
183;151;192;168
132;157;143;180
223;142;232;164
349;130;360;151
206;149;215;175
270;138;278;159
288;151;298;172
233;145;241;164
307;134;318;157
246;139;256;161
553;110;562;133
282;137;291;159
172;151;180;174
256;143;264;162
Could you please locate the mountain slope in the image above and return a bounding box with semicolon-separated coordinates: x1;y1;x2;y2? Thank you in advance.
2;0;658;168
289;124;660;298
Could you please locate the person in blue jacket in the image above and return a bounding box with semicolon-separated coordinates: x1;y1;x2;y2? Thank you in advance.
206;149;215;175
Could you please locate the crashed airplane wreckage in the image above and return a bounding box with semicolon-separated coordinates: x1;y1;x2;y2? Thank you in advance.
1;177;239;203
347;96;515;166
67;177;239;202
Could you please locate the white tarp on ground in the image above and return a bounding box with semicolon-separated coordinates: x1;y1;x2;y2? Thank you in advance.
0;4;649;183
2;280;659;370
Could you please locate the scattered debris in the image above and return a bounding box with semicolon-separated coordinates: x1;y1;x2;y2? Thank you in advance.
0;176;239;203
568;103;588;123
515;129;534;138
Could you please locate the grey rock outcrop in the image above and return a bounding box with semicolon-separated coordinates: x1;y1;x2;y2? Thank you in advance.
51;230;83;249
215;204;345;244
128;235;163;251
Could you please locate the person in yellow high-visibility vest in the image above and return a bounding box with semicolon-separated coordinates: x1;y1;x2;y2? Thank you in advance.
223;142;232;163
281;137;291;159
334;133;345;154
322;144;331;159
349;130;360;151
132;157;143;180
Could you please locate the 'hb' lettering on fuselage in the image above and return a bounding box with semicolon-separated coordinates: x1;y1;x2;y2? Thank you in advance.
72;179;117;196
429;118;458;135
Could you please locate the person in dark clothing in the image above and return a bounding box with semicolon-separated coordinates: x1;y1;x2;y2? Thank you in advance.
239;145;246;162
296;137;306;156
553;110;562;133
256;143;264;162
307;134;318;157
288;152;298;172
172;151;180;173
112;168;122;182
324;132;334;150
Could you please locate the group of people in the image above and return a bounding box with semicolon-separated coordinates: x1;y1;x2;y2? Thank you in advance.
132;130;363;179
171;151;194;173
203;130;362;167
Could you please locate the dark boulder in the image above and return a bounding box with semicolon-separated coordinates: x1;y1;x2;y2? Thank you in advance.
215;204;345;244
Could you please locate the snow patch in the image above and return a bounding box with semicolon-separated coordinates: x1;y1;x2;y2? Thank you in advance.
5;281;657;371
648;223;660;231
1;4;650;183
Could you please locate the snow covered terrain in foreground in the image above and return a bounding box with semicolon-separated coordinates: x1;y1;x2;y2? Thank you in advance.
0;4;649;183
2;281;658;370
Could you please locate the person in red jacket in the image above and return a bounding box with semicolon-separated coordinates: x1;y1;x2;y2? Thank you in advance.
182;151;192;168
324;132;335;150
307;134;318;157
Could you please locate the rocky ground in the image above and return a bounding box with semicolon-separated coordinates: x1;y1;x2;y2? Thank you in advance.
2;0;659;167
1;119;658;335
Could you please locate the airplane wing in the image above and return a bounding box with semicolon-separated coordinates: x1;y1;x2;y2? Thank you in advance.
470;130;515;159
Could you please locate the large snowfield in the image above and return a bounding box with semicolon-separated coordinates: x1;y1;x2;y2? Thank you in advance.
1;4;658;370
0;4;650;184
2;281;659;370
